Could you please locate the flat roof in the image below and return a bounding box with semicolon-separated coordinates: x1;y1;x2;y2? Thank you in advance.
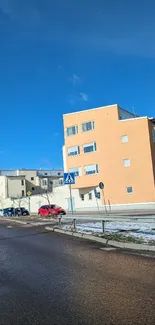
63;104;118;116
118;116;148;122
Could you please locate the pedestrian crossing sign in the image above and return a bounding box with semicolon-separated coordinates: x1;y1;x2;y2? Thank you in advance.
64;172;75;185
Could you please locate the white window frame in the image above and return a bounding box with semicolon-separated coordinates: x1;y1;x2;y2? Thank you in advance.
69;167;82;177
121;135;128;143
83;142;97;154
66;125;78;136
82;121;95;132
84;164;99;175
123;159;131;167
126;186;133;194
68;145;80;156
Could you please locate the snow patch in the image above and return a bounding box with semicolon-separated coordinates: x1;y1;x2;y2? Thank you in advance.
63;221;155;243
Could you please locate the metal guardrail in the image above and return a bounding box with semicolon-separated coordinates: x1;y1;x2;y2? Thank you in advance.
58;216;155;233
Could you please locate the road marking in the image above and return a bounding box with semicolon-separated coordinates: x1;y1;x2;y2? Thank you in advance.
7;226;13;229
100;247;117;251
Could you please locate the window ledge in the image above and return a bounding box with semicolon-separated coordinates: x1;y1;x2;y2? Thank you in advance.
82;129;95;133
85;173;98;176
83;151;97;155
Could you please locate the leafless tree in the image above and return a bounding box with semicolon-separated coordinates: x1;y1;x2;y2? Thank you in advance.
12;195;27;209
40;190;51;205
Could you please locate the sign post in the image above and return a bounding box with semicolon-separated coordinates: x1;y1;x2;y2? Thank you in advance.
94;188;100;214
98;182;107;215
27;191;31;215
64;173;75;215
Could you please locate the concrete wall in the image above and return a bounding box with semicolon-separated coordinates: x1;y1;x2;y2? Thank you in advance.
1;185;155;213
0;186;102;212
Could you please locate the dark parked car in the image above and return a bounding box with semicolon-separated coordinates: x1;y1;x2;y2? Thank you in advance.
3;207;29;217
3;208;14;216
15;208;30;216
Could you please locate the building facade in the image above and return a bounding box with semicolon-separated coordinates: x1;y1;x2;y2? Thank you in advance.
63;104;155;206
0;169;63;199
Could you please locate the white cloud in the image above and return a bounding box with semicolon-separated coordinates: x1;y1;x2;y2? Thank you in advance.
80;92;88;101
69;92;88;105
71;73;81;85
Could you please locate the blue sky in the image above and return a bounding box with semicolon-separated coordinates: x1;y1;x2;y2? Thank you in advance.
0;0;155;169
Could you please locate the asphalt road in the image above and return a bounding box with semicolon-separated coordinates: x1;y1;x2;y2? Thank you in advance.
0;225;155;325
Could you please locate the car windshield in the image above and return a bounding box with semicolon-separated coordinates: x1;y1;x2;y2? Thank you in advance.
50;205;60;209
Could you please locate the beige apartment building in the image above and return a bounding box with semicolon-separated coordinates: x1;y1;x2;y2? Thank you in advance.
0;169;63;199
63;104;155;206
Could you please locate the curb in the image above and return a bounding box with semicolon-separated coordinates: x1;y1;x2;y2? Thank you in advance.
45;227;155;252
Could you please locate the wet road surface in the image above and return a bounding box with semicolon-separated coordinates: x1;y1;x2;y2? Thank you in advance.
0;225;155;325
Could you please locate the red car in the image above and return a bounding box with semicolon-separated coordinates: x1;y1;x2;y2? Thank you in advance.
38;205;66;217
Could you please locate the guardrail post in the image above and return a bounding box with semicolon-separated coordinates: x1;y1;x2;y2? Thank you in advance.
73;218;76;231
102;220;105;233
58;217;62;228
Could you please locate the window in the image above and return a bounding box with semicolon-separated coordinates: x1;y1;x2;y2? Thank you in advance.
82;121;94;132
83;142;97;153
44;173;47;176
97;192;100;199
42;180;47;186
123;159;131;167
94;189;100;199
85;164;99;175
58;172;61;175
32;187;35;191
80;194;84;201
153;130;155;143
88;193;92;200
126;186;133;194
31;177;34;181
121;135;128;143
59;179;63;185
21;180;24;186
69;167;81;177
66;125;78;136
22;190;25;197
68;145;80;156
